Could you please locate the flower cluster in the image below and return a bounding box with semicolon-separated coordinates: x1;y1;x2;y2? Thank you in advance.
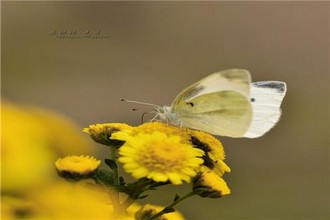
83;122;231;195
55;122;231;219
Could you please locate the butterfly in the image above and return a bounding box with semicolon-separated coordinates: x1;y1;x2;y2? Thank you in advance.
123;69;287;138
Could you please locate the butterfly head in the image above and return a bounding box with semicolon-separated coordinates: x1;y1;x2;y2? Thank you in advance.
155;106;180;125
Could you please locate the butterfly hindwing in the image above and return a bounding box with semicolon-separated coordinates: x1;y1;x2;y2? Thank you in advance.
243;81;287;138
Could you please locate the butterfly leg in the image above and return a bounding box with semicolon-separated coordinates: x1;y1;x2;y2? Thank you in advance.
150;113;159;122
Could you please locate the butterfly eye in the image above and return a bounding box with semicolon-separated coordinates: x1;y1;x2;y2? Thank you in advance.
250;98;256;102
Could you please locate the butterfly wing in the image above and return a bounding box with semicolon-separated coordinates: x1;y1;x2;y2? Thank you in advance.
243;81;287;138
171;69;253;137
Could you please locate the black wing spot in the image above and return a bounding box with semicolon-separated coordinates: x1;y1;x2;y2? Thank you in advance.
186;102;194;107
250;98;256;102
254;82;286;93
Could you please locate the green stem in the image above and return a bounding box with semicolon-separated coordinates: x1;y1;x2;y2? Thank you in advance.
109;146;122;216
146;191;197;220
121;179;154;209
122;197;135;209
109;146;119;185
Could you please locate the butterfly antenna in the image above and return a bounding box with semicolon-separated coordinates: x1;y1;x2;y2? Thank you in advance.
120;98;160;108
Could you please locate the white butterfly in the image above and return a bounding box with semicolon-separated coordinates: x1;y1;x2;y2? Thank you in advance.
155;69;287;138
122;69;287;138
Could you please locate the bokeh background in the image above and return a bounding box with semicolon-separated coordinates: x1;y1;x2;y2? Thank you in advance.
2;1;329;219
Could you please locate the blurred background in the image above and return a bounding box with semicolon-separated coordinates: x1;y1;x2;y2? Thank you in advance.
2;2;329;219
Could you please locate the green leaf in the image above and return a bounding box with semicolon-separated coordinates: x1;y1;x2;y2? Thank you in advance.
95;169;114;186
119;176;126;186
139;195;149;199
163;207;175;214
149;181;169;190
173;193;180;201
105;159;118;170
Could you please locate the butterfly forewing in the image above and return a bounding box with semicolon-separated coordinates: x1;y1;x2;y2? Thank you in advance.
171;69;253;137
171;69;251;104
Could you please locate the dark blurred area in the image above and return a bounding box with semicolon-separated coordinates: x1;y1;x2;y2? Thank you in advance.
2;2;329;219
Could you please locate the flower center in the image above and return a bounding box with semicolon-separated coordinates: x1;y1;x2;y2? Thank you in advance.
139;141;185;171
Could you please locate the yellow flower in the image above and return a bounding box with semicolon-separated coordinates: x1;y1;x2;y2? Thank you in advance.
135;204;184;220
83;123;132;147
111;131;204;185
128;122;231;176
2;181;140;220
55;155;101;179
1;100;95;193
28;182;118;219
132;122;191;141
193;171;231;198
189;130;231;176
